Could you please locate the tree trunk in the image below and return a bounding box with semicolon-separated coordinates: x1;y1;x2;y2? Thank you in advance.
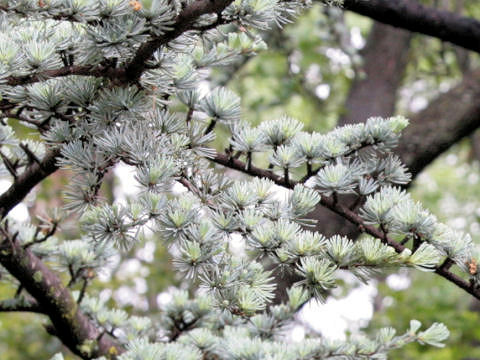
340;23;412;124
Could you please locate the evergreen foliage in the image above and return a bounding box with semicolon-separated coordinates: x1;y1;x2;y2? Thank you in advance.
0;0;475;359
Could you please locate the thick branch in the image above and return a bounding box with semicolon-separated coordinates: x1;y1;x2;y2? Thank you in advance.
341;0;480;54
8;1;235;87
0;149;60;219
397;68;480;176
125;0;234;82
0;237;122;358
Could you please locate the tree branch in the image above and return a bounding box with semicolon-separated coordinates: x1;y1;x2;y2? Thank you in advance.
124;0;234;82
0;149;60;219
341;0;480;54
397;68;480;176
6;64;123;87
6;1;235;87
1;109;44;129
340;22;412;124
0;5;98;25
306;21;414;246
211;151;480;301
0;235;122;358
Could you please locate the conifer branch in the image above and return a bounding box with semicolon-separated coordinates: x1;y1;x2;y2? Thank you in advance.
6;65;124;87
0;108;44;129
0;5;97;24
4;0;236;88
0;0;461;357
211;151;480;301
124;0;235;82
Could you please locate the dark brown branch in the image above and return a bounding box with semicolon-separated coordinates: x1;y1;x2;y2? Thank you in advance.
192;14;228;32
0;149;60;219
169;317;200;341
213;152;289;187
318;28;480;259
19;143;42;166
397;68;480;176
23;221;58;249
211;151;480;300
301;21;413;260
317;198;478;300
124;0;234;83
341;0;480;54
77;278;89;305
299;141;372;184
0;150;18;179
0;234;122;358
7;1;234;87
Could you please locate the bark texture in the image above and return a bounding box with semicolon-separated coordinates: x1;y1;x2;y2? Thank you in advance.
0;239;120;359
398;68;480;176
341;23;412;124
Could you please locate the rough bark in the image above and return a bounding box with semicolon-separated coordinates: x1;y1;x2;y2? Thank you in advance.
340;23;412;124
341;0;480;54
0;238;121;359
398;68;480;176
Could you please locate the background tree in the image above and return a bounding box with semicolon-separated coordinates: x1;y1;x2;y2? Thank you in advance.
0;0;480;359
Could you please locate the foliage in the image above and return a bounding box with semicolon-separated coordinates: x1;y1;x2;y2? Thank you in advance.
0;0;477;359
368;141;480;359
